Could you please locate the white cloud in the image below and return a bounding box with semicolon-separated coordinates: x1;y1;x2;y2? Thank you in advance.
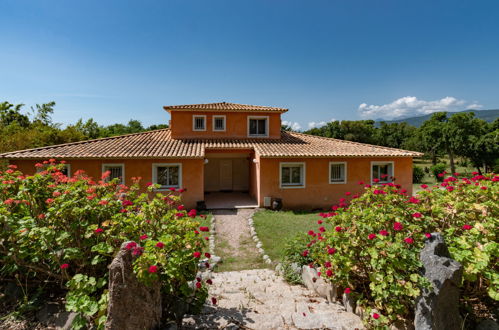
358;96;482;120
308;121;327;129
282;120;301;131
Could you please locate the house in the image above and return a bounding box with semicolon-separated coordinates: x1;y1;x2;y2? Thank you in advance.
1;102;422;209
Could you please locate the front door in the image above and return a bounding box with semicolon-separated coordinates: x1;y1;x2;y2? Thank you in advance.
219;159;233;191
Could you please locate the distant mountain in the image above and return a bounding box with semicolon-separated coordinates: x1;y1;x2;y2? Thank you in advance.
377;109;499;127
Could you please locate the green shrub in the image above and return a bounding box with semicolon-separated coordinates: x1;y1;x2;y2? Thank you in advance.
0;161;209;328
412;166;425;183
294;174;498;328
430;163;447;181
280;233;313;284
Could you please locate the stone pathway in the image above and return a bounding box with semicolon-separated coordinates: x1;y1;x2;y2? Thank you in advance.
183;269;364;329
183;208;364;329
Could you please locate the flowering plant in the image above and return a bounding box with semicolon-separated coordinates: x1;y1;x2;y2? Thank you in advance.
301;173;498;328
0;161;209;328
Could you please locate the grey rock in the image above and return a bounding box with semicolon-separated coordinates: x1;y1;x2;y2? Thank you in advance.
106;241;162;330
54;311;79;330
36;302;63;324
477;319;499;330
315;281;336;303
275;263;283;275
301;265;318;292
342;292;355;313
390;319;415;330
414;233;463;330
211;255;222;264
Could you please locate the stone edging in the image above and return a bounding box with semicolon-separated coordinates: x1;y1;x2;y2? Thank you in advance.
247;215;272;265
197;214;220;277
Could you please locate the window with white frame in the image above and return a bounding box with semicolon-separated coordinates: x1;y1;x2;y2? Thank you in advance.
248;117;268;136
280;162;305;188
152;163;181;189
213;115;226;131
193;115;206;131
371;162;394;183
329;162;346;184
102;164;125;184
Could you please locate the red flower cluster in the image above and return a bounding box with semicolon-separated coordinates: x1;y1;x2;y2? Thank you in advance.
193;251;201;258
156;242;165;248
393;222;403;231
199;226;209;232
94;228;104;234
60;263;69;269
148;265;158;273
462;224;472;230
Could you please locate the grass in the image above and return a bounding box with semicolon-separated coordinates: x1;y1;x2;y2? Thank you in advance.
253;209;327;262
214;235;267;272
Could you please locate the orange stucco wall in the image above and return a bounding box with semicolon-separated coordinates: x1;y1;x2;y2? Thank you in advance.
10;158;205;209
258;157;413;209
170;111;282;139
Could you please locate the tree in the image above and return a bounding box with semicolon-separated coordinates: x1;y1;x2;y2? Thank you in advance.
0;102;30;127
375;122;417;149
418;112;447;165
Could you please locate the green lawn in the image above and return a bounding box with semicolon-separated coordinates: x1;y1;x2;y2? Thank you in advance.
252;209;326;262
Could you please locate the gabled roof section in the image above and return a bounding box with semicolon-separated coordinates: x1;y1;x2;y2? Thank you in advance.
163;102;288;113
0;129;423;159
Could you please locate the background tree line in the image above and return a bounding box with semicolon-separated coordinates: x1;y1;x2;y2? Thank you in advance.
2;100;497;174
0;101;167;154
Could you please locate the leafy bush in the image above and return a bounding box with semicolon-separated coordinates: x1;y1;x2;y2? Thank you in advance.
297;174;498;328
280;233;313;284
430;163;447;181
0;160;210;328
412;166;425;183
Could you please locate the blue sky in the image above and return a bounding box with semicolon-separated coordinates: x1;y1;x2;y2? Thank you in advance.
1;0;498;130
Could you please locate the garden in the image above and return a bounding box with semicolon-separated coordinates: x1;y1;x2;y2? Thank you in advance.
0;160;212;329
255;173;498;328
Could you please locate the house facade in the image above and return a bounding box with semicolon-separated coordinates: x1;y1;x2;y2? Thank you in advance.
1;102;422;209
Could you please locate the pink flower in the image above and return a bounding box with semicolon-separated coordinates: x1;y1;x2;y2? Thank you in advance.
393;222;404;231
462;224;472;230
344;288;351;294
368;233;376;240
327;248;336;255
60;263;69;269
126;241;137;250
412;212;422;218
156;242;165;248
148;265;158;273
404;237;414;244
425;233;431;238
372;313;380;319
193;251;201;258
140;234;148;240
379;230;389;236
94;228;103;234
199;226;209;232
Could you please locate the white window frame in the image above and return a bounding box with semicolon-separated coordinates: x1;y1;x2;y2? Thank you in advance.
152;163;182;190
192;115;206;131
247;116;269;137
329;161;347;184
102;163;125;184
279;162;306;189
212;115;226;132
370;161;394;184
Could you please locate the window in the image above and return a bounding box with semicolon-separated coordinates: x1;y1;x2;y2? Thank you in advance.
61;164;71;177
193;115;206;131
152;163;182;189
280;162;305;188
329;162;346;184
102;164;125;184
213;115;226;131
371;162;394;184
248;116;268;137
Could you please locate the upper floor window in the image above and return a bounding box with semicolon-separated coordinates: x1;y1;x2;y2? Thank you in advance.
102;163;125;184
193;115;206;131
152;163;182;189
248;116;268;137
329;162;346;184
371;161;394;184
213;115;226;131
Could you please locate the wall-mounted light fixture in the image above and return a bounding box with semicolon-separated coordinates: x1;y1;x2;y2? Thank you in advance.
204;159;209;164
252;159;258;164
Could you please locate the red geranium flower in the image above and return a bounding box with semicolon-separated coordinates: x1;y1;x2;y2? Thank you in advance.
404;237;414;244
368;233;376;240
94;228;104;234
324;261;331;268
148;265;158;273
393;222;403;231
421;184;428;189
412;212;422;218
379;230;389;236
425;233;431;238
206;279;213;285
205;252;211;258
326;269;333;277
177;205;185;210
45;198;55;204
140;234;148;240
335;226;342;232
199;226;209;232
317;219;323;225
372;313;380;319
156;242;165;248
462;224;472;230
302;250;309;257
193;251;201;258
211;297;217;305
344;288;351;294
60;263;69;269
126;242;137;250
195;282;202;289
327;248;336;254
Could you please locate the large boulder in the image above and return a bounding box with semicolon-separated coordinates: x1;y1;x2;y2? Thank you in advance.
414;233;463;330
106;242;162;330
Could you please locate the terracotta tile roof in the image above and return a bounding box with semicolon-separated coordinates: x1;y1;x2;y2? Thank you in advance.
0;129;423;159
163;102;288;113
